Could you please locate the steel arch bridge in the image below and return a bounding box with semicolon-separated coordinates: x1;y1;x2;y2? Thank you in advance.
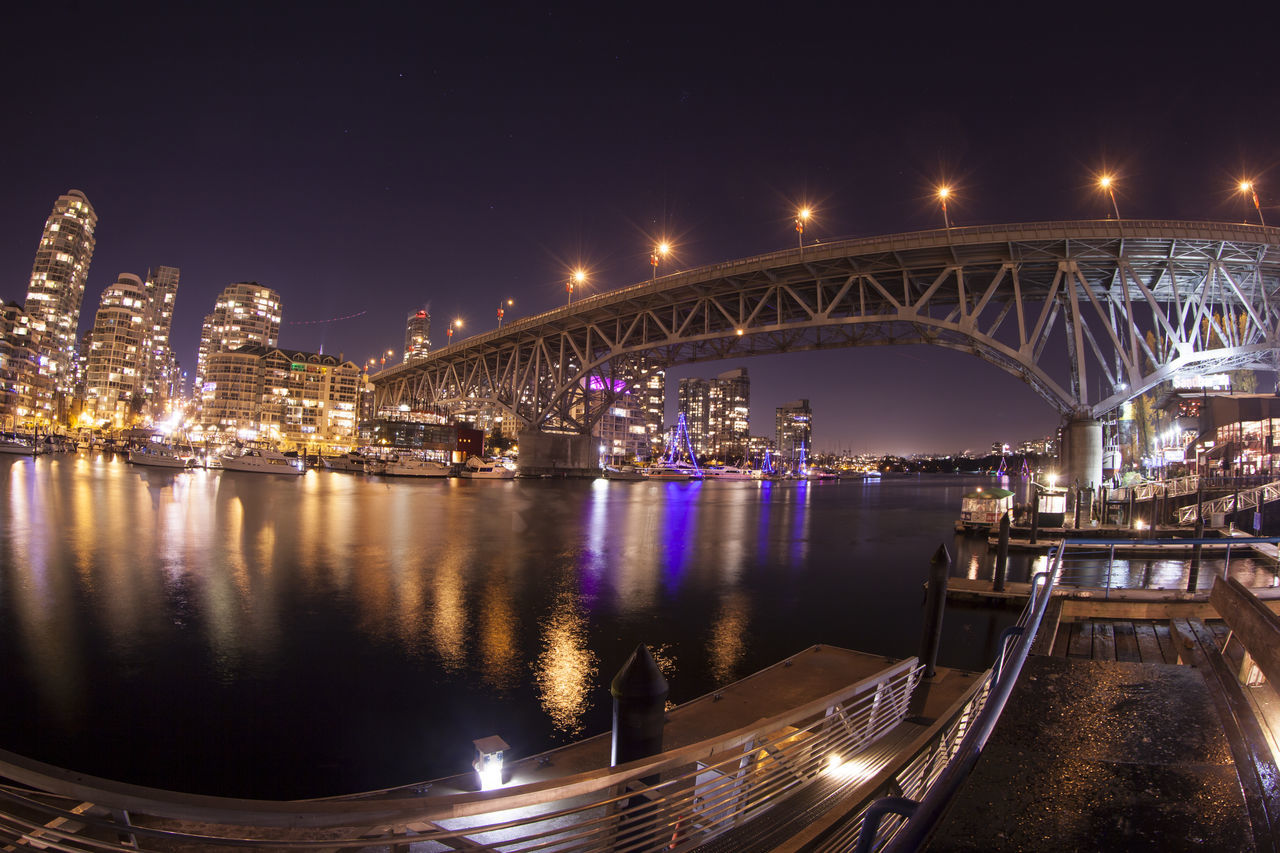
372;220;1280;433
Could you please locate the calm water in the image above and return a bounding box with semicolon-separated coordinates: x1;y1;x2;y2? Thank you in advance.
0;454;1189;798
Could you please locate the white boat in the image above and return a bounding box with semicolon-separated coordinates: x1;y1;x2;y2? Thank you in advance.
459;456;516;479
0;435;37;456
644;465;696;481
320;452;371;473
382;455;452;478
219;448;305;475
128;443;196;469
602;465;646;481
703;465;754;481
805;469;840;481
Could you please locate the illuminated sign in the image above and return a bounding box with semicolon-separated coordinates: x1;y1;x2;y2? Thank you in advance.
1172;373;1230;390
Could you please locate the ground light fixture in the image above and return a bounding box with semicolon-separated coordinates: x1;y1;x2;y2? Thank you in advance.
473;735;510;791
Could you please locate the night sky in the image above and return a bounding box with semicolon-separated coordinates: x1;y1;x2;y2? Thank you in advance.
3;3;1277;453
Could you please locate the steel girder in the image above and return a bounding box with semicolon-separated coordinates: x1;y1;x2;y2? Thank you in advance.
373;220;1280;431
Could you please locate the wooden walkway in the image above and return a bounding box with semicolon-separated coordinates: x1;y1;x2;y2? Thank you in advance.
1043;617;1230;665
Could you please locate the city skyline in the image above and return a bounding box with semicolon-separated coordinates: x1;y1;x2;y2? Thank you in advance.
2;4;1276;452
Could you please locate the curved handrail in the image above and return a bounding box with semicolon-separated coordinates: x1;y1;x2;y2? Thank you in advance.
870;550;1062;852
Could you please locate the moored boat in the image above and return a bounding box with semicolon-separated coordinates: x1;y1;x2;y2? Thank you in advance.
459;456;516;479
320;451;372;473
128;442;196;469
220;447;305;475
703;465;754;480
602;465;646;481
382;455;452;478
644;465;696;481
956;486;1015;532
0;434;37;456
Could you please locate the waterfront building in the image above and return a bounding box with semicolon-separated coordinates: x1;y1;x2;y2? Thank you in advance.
747;434;776;467
404;309;431;361
199;347;264;437
19;190;98;420
776;399;813;464
84;273;149;426
194;283;282;391
199;345;359;449
570;377;649;464
258;348;360;449
708;367;750;461
1174;393;1280;477
0;302;49;430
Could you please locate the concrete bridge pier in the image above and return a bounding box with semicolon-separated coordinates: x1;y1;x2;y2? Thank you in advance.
517;431;600;478
1060;413;1102;494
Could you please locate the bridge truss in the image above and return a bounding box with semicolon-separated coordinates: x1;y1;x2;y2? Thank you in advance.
373;221;1280;434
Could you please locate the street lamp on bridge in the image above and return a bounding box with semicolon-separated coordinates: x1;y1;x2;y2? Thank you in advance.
651;241;671;280
566;268;586;306
497;298;513;328
447;318;462;345
795;207;812;249
1239;181;1266;226
936;186;952;229
1098;175;1122;220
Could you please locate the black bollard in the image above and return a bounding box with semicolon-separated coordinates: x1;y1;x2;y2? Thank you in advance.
611;644;669;846
994;512;1010;593
1188;518;1204;592
1073;487;1082;530
611;644;669;773
919;544;951;678
1128;490;1136;531
1029;497;1040;546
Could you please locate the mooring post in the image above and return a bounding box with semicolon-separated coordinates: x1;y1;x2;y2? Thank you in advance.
1128;489;1136;530
1073;486;1082;529
993;512;1010;593
611;644;669;776
1188;518;1204;592
1029;495;1040;545
610;644;670;844
919;544;951;678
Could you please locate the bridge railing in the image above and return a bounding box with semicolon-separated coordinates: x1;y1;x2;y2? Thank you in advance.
0;658;922;851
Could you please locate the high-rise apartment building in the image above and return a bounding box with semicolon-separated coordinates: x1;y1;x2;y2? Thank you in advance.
141;266;181;403
677;367;751;461
621;357;665;459
21;190;98;413
404;309;431;361
776;399;813;463
85;274;149;425
708;367;750;461
677;377;711;456
195;283;282;391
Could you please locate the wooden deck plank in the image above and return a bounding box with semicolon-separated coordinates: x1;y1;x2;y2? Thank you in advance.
1067;621;1094;658
1093;621;1117;661
1113;621;1141;663
1154;623;1181;665
1132;622;1164;664
1031;598;1064;657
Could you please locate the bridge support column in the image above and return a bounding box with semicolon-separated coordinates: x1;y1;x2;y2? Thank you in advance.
517;431;600;478
1061;414;1102;495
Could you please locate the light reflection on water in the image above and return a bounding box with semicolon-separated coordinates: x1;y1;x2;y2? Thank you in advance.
6;458;1259;799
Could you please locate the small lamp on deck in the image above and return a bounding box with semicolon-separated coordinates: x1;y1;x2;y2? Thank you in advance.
473;735;510;791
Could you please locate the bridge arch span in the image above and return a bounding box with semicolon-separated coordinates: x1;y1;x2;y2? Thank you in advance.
374;220;1280;437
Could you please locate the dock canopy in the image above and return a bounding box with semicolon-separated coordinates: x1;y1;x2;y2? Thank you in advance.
962;487;1015;501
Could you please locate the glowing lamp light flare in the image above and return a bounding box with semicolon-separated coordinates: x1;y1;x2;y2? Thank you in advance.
936;186;952;229
1239;180;1267;226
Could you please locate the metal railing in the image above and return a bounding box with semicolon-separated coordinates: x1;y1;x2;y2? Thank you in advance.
851;550;1061;853
0;658;922;851
1174;481;1280;524
1052;537;1280;595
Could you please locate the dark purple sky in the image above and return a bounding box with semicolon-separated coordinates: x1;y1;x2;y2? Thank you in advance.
3;3;1276;453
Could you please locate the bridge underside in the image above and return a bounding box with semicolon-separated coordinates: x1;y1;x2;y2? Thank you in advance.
373;221;1280;441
